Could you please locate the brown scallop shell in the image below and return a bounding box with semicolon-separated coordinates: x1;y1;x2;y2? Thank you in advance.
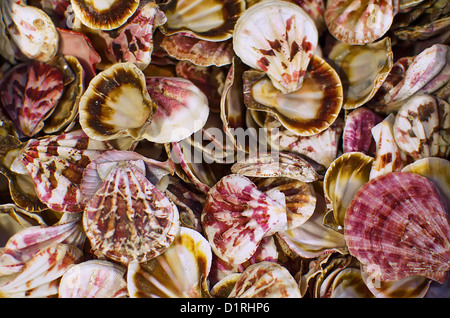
344;172;450;283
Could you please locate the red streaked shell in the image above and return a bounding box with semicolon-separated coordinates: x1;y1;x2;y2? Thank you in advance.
127;227;212;298
343;107;383;156
142;77;210;143
82;150;180;264
233;0;318;94
201;174;287;265
344;172;450;283
10;130;111;213
58;260;128;298
325;0;394;45
0;61;64;137
227;261;301;298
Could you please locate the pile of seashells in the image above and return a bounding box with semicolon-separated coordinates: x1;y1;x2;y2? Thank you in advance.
0;0;449;298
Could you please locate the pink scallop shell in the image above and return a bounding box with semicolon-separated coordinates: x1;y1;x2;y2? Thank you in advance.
344;172;450;283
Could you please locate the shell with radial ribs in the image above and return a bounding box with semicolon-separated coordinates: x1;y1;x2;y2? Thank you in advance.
233;0;318;94
82;150;179;264
344;172;450;283
201;174;287;265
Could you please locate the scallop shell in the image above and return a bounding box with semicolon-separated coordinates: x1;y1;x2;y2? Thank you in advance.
160;33;234;67
160;0;245;41
0;61;64;137
70;0;140;30
142;77;210;143
231;152;318;183
59;260;128;298
324;152;374;231
233;0;319;94
99;1;167;70
127;227;212;298
10;130;111;213
324;0;394;45
328;37;393;110
243;54;343;136
1;2;59;62
344;172;450;283
82;150;180;264
227;261;301;298
201;174;287;265
342;107;383;155
253;177;317;229
370;114;406;180
79;62;157;141
393;94;449;160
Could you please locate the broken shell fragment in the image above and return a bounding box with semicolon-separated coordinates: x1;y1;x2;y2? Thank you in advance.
233;0;318;94
201;174;287;265
127;227;212;298
2;2;59;62
344;172;450;283
324;0;394;45
328;37;393;110
70;0;140;31
393;94;449;160
228;261;301;298
10;130;111;213
79;62;157;141
244;55;343;136
59;260;128;298
142;77;210;143
0;61;64;137
82;150;180;264
160;0;245;41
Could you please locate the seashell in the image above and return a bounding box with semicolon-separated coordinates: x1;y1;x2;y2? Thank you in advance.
79;62;157;142
253;177;316;229
370;114;406;180
127;227;212;298
142;77;210;143
328;267;375;298
342;107;383;156
0;243;82;298
208;236;278;286
59;260;128;298
10;130;111;213
43;56;85;134
393;94;450;160
0;61;64;137
328;37;393;110
201;174;287;265
277;182;348;258
70;0;140;31
160;33;234;67
227;261;301;298
344;171;450;283
98;1;167;70
0;4;18;65
293;0;326;34
57;28;102;84
324;152;373;231
402;157;450;210
82;150;180;264
324;0;394;45
243;54;343;136
1;2;59;62
267;116;344;169
233;0;318;94
384;44;450;106
160;0;245;41
360;265;431;298
210;273;241;298
231;152;318;183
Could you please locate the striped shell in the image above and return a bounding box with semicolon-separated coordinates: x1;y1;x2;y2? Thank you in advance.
344;172;450;283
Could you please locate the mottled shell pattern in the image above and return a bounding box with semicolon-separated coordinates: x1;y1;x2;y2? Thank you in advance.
0;0;450;300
